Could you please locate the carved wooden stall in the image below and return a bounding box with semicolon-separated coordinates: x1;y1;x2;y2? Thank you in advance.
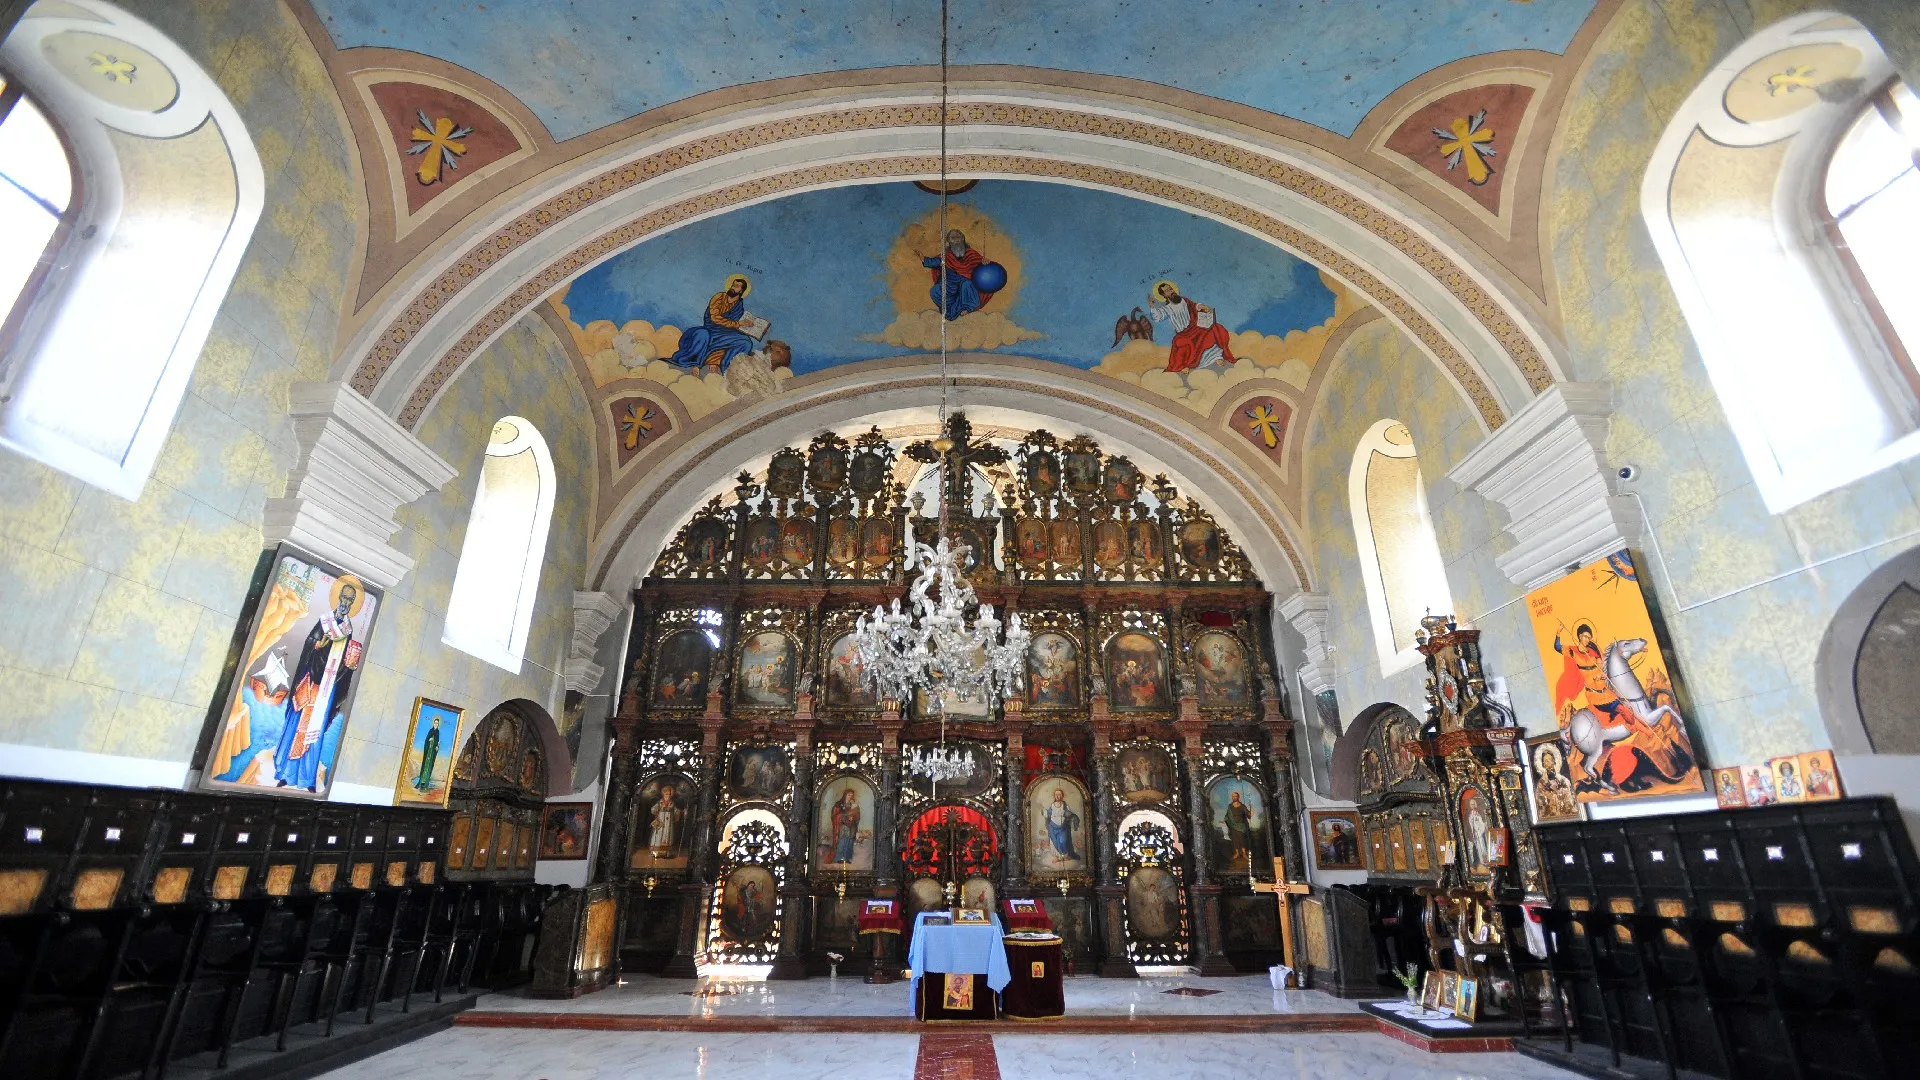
596;413;1303;979
1346;703;1446;991
0;778;560;1080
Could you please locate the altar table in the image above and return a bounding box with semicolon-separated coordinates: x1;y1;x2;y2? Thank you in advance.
907;911;1010;1021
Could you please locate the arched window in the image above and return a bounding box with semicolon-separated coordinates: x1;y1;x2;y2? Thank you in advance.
0;2;263;499
1824;82;1920;399
0;83;75;348
1350;419;1453;673
443;417;556;673
1643;14;1920;512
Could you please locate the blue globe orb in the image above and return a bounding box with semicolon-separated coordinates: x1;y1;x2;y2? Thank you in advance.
972;261;1008;294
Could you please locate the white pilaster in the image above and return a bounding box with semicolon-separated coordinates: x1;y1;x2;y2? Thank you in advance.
1280;591;1334;695
1445;383;1643;592
565;590;624;693
263;382;458;589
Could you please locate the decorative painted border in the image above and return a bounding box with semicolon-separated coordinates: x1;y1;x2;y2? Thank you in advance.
354;102;1559;427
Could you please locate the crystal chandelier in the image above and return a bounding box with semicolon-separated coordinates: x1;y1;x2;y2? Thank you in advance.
849;0;1028;714
852;534;1028;711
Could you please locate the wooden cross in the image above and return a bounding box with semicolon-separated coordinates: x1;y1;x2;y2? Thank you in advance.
1252;856;1312;976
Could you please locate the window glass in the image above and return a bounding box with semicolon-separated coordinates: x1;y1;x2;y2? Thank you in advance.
443;417;556;673
0;87;72;330
1350;419;1453;671
1827;83;1920;368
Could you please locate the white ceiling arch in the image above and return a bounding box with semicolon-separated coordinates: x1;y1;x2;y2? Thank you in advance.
342;83;1565;433
586;358;1312;605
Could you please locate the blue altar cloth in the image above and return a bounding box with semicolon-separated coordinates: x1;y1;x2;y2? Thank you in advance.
906;911;1011;1013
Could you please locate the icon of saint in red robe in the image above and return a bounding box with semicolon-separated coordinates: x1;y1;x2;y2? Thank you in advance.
1148;280;1236;373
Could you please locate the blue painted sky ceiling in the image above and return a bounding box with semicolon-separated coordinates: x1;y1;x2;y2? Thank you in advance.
308;0;1599;142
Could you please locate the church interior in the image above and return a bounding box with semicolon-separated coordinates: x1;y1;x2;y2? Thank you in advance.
2;1;1919;1078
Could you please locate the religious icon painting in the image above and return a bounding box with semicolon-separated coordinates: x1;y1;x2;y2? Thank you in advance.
825;634;878;708
861;516;895;561
1025;449;1061;496
736;631;795;706
1064;446;1102;495
1193;631;1250;708
630;774;692;869
765;448;806;498
1104;458;1141;503
393;698;465;808
1487;828;1510;868
199;544;383;800
1798;750;1842;801
1768;755;1807;803
779;517;815;565
1458;784;1497;877
1179;519;1222;567
1523;550;1704;803
743;517;779;569
848;446;888;496
1049;519;1081;565
1421;970;1444;1010
808;440;849;493
1455;977;1480;1022
1525;732;1581;823
1128;520;1161;564
1107;632;1168;709
1115;745;1175;804
729;745;791;799
815;776;876;871
826;518;857;567
1740;763;1776;806
1712;766;1747;809
651;629;713;708
1092;521;1127;570
538;802;593;861
1027;776;1089;875
1015;517;1048;565
1207;777;1268;875
1026;631;1082;708
719;865;777;942
686;518;729;567
1440;971;1459;1011
1125;866;1181;940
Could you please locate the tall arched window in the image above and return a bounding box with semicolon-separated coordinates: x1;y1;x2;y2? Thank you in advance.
0;82;75;349
1824;82;1920;401
0;2;263;499
444;417;556;673
1643;14;1920;512
1350;419;1453;674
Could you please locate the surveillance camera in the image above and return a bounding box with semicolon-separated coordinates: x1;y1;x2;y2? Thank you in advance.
1617;465;1638;482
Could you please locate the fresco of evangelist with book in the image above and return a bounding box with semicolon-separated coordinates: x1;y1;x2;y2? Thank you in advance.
554;180;1359;429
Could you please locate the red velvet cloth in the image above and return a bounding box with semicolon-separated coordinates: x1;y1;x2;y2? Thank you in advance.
859;908;905;934
1000;899;1052;932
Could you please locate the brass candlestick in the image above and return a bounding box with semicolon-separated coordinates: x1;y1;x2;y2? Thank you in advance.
644;874;658;898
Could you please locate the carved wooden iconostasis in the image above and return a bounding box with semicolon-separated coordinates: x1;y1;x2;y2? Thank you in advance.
598;413;1304;977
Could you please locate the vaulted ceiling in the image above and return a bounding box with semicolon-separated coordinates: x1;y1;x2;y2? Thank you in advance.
306;0;1598;140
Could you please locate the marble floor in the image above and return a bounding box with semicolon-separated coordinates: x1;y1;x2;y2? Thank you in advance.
318;974;1578;1078
471;973;1362;1018
319;1027;1578;1080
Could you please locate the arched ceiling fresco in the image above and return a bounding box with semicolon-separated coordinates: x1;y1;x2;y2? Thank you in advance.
304;0;1597;141
553;180;1358;421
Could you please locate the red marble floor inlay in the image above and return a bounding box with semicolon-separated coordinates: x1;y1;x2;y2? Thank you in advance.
915;1033;1001;1080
